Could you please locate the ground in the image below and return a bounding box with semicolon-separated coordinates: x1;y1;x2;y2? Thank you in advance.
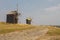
0;22;60;40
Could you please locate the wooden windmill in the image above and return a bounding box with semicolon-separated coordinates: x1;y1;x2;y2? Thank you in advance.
6;0;21;24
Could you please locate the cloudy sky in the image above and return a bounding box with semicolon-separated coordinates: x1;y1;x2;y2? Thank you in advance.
0;0;60;25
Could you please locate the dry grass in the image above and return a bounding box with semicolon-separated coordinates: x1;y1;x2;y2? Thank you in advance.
47;26;60;36
0;22;35;34
0;22;60;40
37;26;60;40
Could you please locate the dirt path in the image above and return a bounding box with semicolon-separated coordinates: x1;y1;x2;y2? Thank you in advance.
0;27;49;40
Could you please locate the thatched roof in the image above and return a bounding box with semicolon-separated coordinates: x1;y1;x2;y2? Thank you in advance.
7;11;18;15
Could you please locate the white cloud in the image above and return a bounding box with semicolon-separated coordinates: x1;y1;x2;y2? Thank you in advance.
35;4;60;25
44;4;60;12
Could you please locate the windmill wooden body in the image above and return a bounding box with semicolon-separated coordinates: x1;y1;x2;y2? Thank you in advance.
26;17;32;24
6;0;21;24
6;11;20;24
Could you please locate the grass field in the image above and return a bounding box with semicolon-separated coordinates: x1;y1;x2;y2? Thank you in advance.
0;22;60;40
0;22;35;34
37;27;60;40
0;22;60;35
47;26;60;36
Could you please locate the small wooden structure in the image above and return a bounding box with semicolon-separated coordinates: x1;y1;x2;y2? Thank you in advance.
6;11;19;24
26;17;32;24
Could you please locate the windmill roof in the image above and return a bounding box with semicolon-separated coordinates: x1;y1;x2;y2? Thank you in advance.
7;11;18;14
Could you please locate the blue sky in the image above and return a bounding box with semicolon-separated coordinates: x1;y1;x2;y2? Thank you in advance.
0;0;60;25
